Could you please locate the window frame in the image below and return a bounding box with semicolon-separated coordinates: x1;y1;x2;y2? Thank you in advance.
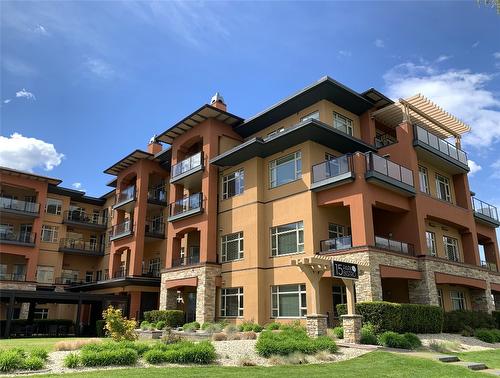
271;284;307;318
450;290;466;310
269;151;302;189
45;198;62;215
220;231;244;262
333;112;353;136
426;231;437;256
34;308;49;320
222;169;245;200
220;287;244;318
41;225;59;243
443;236;460;262
270;221;304;257
300;110;319;122
435;173;452;202
437;288;444;308
418;166;430;194
328;223;345;240
36;266;54;284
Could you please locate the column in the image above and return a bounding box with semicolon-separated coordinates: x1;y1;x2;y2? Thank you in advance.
129;291;142;321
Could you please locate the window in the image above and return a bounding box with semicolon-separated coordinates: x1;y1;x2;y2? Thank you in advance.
443;236;460;262
220;287;243;317
85;271;94;283
267;127;285;137
222;169;244;199
328;223;345;239
269;151;302;188
426;231;437;256
20;224;32;243
0;264;6;280
271;284;307;318
418;166;430;194
41;225;58;243
89;235;97;251
436;174;452;202
61;269;78;284
450;291;466;310
45;198;62;215
96;270;103;281
300;111;319;122
221;232;244;262
34;308;49;320
271;221;304;256
333;112;353;135
149;258;161;273
0;224;14;239
332;285;348;317
437;288;444;308
325;153;336;161
36;266;54;284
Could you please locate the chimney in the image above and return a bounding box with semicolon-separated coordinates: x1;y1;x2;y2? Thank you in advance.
147;135;162;154
210;92;227;112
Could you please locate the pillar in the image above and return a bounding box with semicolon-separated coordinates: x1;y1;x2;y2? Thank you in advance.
4;295;15;338
470;285;495;313
306;315;328;337
75;297;82;336
342;315;362;343
129;291;141;321
195;266;219;324
26;256;37;282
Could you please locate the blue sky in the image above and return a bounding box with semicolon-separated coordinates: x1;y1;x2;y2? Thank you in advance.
1;1;499;213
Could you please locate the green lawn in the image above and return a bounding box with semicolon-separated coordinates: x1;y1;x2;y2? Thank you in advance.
0;337;103;352
35;351;485;378
455;349;500;369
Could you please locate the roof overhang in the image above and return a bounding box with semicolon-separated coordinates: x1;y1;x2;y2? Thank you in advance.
47;185;106;206
235;76;376;138
0;166;62;185
210;119;376;168
156;104;243;144
103;147;171;176
372;94;470;139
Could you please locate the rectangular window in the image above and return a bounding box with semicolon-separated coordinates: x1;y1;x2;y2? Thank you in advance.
300;110;319;122
418;166;430;194
45;198;62;215
96;270;103;281
271;284;307;318
443;236;460;262
450;291;466;310
36;266;54;284
61;269;78;284
332;285;347;317
220;287;244;317
436;174;452;202
271;221;304;256
269;151;302;188
149;258;160;273
426;231;437;256
0;224;14;240
333;112;353;135
437;288;444;308
41;225;58;242
85;271;93;283
222;169;244;199
34;308;49;320
328;223;345;239
221;232;244;262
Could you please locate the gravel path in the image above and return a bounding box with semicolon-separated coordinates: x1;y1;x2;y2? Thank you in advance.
418;333;500;352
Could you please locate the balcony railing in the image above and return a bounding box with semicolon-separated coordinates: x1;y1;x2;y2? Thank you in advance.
59;238;104;254
115;186;136;205
375;236;415;256
145;220;165;238
113;268;127;279
318;236;353;254
168;193;203;220
374;132;398;148
109;220;133;240
0;273;26;281
63;210;107;227
142;268;161;278
0;231;36;245
472;197;499;223
480;260;498;272
414;124;468;166
172;255;201;267
147;187;167;204
171;151;203;180
311;155;352;184
0;196;39;215
365;152;414;187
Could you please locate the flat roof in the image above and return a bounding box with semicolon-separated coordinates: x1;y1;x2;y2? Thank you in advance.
48;185;106;206
0;166;62;185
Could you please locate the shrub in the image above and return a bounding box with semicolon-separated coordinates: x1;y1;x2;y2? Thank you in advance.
227;333;241;340
54;339;101;351
241;331;257;340
24;356;44;370
182;321;200;332
96;319;106;337
493;311;500;329
403;333;422;349
238;321;263;332
144;341;216;364
429;340;460;353
102;306;137;341
143;310;185;328
80;348;138;367
30;347;48;361
238;357;257;366
360;323;378;345
63;353;80;368
378;331;412;349
212;332;227;341
443;310;496;333
156;320;166;330
140;321;152;330
162;328;182;344
491;329;500;342
475;329;496;343
400;304;443;333
0;350;24;372
265;322;281;331
224;324;239;333
201;322;224;334
332;326;344;339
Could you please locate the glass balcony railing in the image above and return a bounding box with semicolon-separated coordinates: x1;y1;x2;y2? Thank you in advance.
147;187;167;203
109;220;133;239
0;196;39;214
0;230;36;245
145;219;165;237
115;186;136;205
0;273;26;281
374;132;398;148
472;197;499;223
171;152;203;179
365;152;414;187
169;193;203;218
375;236;415;256
318;236;353;253
64;210;107;226
312;155;352;184
59;238;104;254
414;125;468;166
172;254;201;267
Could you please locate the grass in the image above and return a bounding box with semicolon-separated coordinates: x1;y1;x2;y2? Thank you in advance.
0;338;104;352
454;349;500;369
34;351;484;378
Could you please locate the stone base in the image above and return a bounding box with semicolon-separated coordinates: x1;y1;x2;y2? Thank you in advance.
306;314;328;337
341;314;362;343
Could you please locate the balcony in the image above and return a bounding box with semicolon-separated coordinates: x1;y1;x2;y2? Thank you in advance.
0;197;39;218
109;220;133;241
147;187;168;206
168;193;203;222
374;132;398;148
365;152;415;196
0;273;26;282
0;231;36;247
311;155;354;191
413;124;469;173
317;236;352;254
58;238;104;256
63;211;107;230
142;268;161;278
145;220;165;240
172;254;200;268
374;236;415;256
481;260;498;272
472;197;500;227
112;186;136;212
170;152;204;187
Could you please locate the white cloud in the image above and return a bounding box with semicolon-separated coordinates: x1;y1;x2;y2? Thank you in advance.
491;160;500;178
472;41;480;48
383;61;500;148
3;99;11;104
15;88;36;100
374;39;385;48
0;133;64;172
435;55;451;63
468;160;482;176
84;57;115;79
494;52;500;59
338;50;352;57
34;24;49;35
72;182;85;192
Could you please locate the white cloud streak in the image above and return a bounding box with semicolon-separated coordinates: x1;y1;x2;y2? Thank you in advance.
15;88;36;100
84;57;115;79
468;160;482;176
374;39;385;48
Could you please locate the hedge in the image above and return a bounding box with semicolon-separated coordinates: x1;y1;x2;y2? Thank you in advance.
492;311;500;329
144;341;216;364
143;310;185;327
337;301;443;333
96;320;106;337
443;310;497;333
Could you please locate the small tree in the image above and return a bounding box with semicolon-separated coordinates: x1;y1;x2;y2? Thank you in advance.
102;305;138;341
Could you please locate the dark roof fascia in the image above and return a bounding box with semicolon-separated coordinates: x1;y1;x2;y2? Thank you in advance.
361;88;394;107
66;277;160;291
103;149;153;175
47;185;106;206
0;166;62;185
210;119;376;167
0;289;127;303
234;76;375;138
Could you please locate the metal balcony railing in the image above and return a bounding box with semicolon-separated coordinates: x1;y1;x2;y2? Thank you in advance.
414;124;468;165
147;187;167;203
472;197;499;222
480;260;498;272
375;236;415;256
169;193;203;218
0;273;26;281
172;255;200;267
109;220;133;239
0;196;39;214
171;151;203;179
115;185;136;205
365;152;414;187
318;236;353;253
142;268;161;278
59;238;104;253
374;132;398;148
64;210;107;226
312;155;352;184
113;268;127;279
0;231;36;244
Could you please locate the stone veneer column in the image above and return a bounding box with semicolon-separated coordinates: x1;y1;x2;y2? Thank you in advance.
408;260;439;305
195;265;220;324
306;315;328;337
470;284;495;313
341;315;362;344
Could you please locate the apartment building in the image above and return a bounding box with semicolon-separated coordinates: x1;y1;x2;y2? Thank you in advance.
1;76;499;336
